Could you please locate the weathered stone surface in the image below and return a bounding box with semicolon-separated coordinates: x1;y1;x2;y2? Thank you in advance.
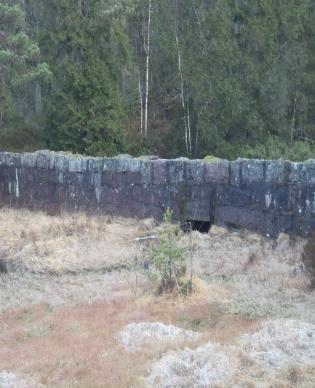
152;160;168;185
0;151;314;237
124;158;142;173
139;161;151;184
241;160;265;184
230;161;241;186
21;153;37;168
185;200;211;222
205;161;229;184
218;186;252;208
36;151;51;170
288;162;308;185
88;157;103;172
265;161;285;184
186;161;204;183
92;172;102;187
169;160;186;183
305;160;315;185
55;154;68;172
68;156;84;173
216;206;264;233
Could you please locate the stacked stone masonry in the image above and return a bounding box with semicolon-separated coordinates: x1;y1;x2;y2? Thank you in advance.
0;150;314;237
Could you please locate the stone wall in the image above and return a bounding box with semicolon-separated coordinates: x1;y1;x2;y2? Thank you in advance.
0;150;314;237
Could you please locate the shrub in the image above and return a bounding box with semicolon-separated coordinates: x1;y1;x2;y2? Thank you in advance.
302;233;315;289
239;136;315;162
203;155;222;163
148;208;187;294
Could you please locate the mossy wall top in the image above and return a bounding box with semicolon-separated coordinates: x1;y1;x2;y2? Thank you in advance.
0;151;314;237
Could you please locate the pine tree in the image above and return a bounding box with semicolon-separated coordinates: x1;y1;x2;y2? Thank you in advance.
0;1;51;147
41;0;130;156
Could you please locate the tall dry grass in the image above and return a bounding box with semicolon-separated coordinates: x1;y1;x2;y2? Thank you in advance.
0;207;314;387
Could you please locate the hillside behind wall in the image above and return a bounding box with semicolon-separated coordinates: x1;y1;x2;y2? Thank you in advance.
0;150;314;237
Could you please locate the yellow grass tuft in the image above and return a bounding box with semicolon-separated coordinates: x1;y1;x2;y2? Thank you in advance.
189;275;231;304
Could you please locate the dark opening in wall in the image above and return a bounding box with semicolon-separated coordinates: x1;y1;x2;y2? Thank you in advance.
226;222;242;231
183;220;211;234
0;259;8;274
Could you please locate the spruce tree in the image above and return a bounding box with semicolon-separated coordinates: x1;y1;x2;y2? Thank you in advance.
41;0;129;156
0;1;51;148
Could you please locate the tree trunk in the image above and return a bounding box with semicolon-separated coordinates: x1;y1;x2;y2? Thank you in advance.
175;0;191;155
291;97;297;143
144;0;152;139
138;69;144;135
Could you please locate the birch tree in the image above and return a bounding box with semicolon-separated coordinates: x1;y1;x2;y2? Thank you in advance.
144;0;152;139
174;0;191;155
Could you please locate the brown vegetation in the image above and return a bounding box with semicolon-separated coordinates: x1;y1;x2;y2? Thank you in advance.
0;208;314;387
303;232;315;289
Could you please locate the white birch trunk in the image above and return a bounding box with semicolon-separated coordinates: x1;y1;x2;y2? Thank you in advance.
175;35;188;154
291;97;297;143
144;0;152;139
187;101;192;154
138;69;144;135
175;0;191;155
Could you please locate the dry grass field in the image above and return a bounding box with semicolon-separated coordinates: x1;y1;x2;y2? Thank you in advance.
0;207;314;387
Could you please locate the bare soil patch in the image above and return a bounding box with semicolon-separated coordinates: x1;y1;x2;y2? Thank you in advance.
0;297;258;387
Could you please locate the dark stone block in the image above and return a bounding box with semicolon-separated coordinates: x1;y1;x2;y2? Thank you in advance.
22;153;37;168
63;171;82;187
186;161;204;183
278;212;294;234
139;160;152;184
230;161;241;186
265;161;285;184
205;161;229;184
305;160;315;185
288;162;308;185
36;152;51;170
125;171;142;185
151;183;170;208
272;186;290;211
4;153;21;167
288;186;308;215
216;206;264;233
241;159;265;184
92;172;102;187
219;186;252;207
88;157;103;172
54;154;69;172
169;160;186;183
0;151;314;237
68;156;85;173
294;216;315;237
185;200;211;222
101;170;113;186
152;159;168;185
124;158;142;173
186;183;213;202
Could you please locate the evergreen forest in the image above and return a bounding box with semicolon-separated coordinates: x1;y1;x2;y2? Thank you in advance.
1;0;315;161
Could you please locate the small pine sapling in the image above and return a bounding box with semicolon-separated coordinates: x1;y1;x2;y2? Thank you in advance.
149;208;189;294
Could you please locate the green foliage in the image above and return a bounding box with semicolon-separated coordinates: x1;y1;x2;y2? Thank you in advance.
1;0;315;159
203;155;222;163
126;0;315;160
149;208;186;294
40;0;129;156
0;1;51;150
0;1;51;91
238;137;315;161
